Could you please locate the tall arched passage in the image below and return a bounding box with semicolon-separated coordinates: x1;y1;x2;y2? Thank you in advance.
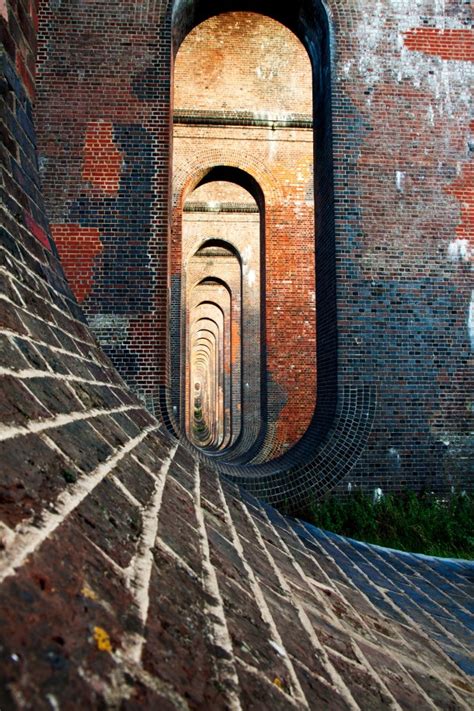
35;0;376;508
172;166;269;463
171;11;320;464
165;0;375;509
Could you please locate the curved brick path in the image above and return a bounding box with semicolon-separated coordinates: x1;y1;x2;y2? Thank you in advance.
0;424;472;707
299;524;474;678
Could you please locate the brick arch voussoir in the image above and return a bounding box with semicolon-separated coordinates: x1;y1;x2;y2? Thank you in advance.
172;149;284;209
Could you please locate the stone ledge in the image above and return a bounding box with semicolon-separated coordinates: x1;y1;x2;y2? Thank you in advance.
174;109;313;129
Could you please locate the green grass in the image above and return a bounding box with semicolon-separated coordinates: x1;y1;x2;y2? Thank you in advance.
192;405;210;442
302;489;474;559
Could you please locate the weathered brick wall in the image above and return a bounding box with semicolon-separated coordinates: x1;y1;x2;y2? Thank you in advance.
330;1;473;495
25;0;474;498
1;2;474;707
34;0;172;414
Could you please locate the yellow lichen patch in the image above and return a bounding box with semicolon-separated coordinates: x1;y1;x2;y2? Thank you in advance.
93;626;112;652
81;584;98;601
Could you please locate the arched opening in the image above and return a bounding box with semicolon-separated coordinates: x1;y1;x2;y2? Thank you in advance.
189;308;224;447
180;177;266;459
185;227;264;455
171;8;325;465
190;266;241;452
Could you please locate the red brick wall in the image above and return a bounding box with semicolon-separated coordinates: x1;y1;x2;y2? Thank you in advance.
330;2;473;493
173;11;312;113
34;0;172;412
32;0;473;492
1;2;473;706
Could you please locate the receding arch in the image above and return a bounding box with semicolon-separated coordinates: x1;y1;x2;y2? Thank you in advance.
172;166;266;458
197;166;266;211
188;300;226;447
173;156;281;211
195;240;241;261
166;0;349;508
172;16;318;460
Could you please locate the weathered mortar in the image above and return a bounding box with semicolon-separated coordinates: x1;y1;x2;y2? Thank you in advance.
0;1;474;706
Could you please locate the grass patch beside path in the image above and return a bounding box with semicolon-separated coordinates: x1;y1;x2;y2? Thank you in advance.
302;490;474;559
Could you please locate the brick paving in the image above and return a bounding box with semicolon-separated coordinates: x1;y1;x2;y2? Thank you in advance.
302;526;474;678
0;420;472;707
1;0;473;707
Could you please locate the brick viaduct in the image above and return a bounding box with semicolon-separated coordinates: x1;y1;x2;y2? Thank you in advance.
0;0;473;707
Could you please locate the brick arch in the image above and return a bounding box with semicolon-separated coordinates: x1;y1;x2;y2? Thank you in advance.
188;296;229;447
188;239;241;268
170;0;332;58
191;299;226;320
173;154;283;208
165;0;376;502
170;163;267;452
168;2;324;473
172;151;318;461
192;275;235;294
186;243;243;451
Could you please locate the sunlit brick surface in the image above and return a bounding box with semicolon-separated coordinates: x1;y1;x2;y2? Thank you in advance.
1;1;473;704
